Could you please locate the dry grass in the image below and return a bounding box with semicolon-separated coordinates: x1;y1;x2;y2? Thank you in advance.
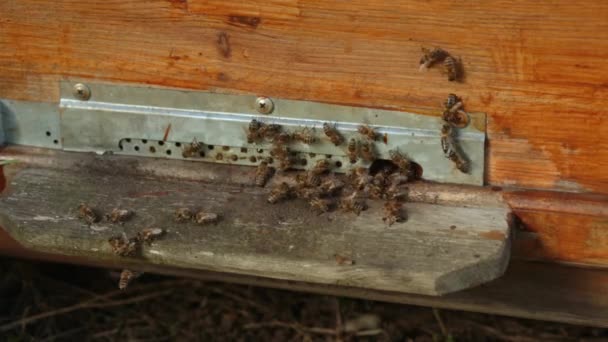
0;258;605;341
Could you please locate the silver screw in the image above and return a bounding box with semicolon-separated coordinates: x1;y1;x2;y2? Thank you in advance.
72;83;91;101
255;96;274;114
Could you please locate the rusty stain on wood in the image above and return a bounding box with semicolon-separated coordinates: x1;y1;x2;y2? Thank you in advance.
479;230;506;241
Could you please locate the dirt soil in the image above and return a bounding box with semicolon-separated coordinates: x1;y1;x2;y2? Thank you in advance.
0;258;605;341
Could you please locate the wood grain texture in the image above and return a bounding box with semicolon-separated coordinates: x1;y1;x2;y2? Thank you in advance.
0;1;607;192
0;163;510;296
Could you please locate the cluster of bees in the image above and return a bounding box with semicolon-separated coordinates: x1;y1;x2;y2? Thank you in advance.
440;94;469;173
419;47;462;82
250;121;412;226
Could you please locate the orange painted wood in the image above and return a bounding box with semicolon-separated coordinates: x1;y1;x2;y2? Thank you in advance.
505;191;608;266
0;0;607;193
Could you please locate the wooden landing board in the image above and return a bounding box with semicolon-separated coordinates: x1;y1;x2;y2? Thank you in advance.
0;164;510;296
1;0;607;193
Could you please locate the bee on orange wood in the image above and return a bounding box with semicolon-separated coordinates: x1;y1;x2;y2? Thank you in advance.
443;56;462;82
419;47;449;71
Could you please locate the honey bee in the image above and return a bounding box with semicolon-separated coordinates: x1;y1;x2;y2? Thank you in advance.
136;228;165;245
444;56;461;82
182;138;204;158
389;149;412;175
383;200;406;226
311;159;330;175
194;211;219;225
118;269;143;290
334;254;355;266
419;47;449;71
319;178;344;196
108;233;139;257
357;124;378;141
294;186;320;200
105;208;134;224
442;94;467;126
441;123;469;173
309;197;333;214
359;141;376;162
346;138;358;164
339;192;368;215
78;203;100;224
267;182;292;204
349;167;372;190
260;123;283;140
323;123;344;146
247;119;263;143
273;132;292;145
174;207;193;223
292;128;316;144
270;146;292;172
255;158;275;186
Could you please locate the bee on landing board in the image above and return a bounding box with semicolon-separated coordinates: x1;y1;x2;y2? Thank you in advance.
270;145;292;172
182;138;204;158
311;159;330;175
260;123;283;140
359;140;376;162
136;228;165;245
319;178;344;196
78;203;100;225
323;123;344;146
255;158;275;186
247;119;263;143
194;211;219;225
349;167;372;190
383;200;406;226
108;233;139;257
118;269;143;290
386;174;409;200
267;182;292;204
419;47;449;71
105;208;134;224
309;197;333;214
389;149;412;176
357;124;378;141
440;123;469;173
174;207;193;223
339;192;368;216
346;138;359;164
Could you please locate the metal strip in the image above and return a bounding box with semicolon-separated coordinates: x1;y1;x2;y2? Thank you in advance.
2;81;486;185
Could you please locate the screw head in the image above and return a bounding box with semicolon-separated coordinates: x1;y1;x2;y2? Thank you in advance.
255;96;274;114
72;83;91;101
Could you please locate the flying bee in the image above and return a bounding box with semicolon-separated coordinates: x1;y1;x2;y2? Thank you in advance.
78;203;100;224
174;207;193;223
268;182;292;204
383;200;406;226
136;228;165;245
108;233;139;257
194;211;219;225
323;123;344;146
389;150;412;175
292;128;316;144
359;141;376;162
255;158;275;186
247;119;263;143
118;269;143;290
309;197;333;214
105;208;134;224
357;124;378;141
444;56;461;82
339;192;368;216
419;47;449;71
441;124;469;173
346;138;359;164
182;138;204;158
312;159;330;175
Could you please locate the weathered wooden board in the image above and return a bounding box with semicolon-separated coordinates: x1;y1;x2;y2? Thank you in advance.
0;161;510;296
0;0;607;193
